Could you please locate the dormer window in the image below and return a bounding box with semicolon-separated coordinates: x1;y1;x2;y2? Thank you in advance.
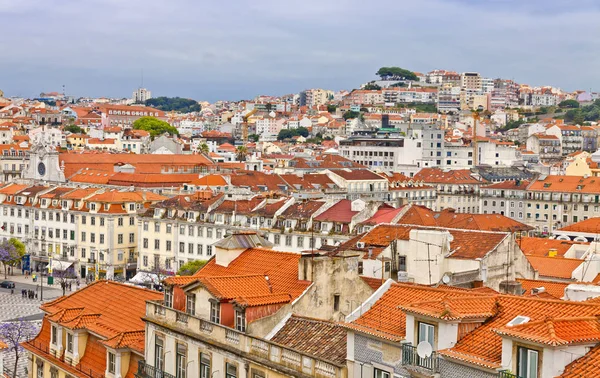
107;351;116;374
104;204;110;211
186;294;196;316
418;321;435;349
517;347;539;378
154;209;161;217
90;203;96;211
51;325;57;345
235;309;246;332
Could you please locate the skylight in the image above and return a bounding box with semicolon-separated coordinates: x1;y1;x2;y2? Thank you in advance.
507;315;530;327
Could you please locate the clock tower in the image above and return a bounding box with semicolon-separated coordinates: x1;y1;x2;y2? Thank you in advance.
23;136;66;182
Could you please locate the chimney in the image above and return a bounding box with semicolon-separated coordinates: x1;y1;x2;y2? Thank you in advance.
499;280;523;295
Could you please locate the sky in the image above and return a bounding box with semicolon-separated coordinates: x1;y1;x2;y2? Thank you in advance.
1;0;600;102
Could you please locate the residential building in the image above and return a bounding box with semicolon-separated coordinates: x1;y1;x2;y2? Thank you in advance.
526;133;562;162
413;168;485;213
23;281;162;378
133;88;152;103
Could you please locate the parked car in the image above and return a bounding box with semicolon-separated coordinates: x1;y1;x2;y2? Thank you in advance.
0;281;15;288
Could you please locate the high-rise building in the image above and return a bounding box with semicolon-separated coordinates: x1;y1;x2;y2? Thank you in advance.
132;87;152;103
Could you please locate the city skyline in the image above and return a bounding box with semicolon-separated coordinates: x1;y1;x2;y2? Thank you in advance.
2;0;600;101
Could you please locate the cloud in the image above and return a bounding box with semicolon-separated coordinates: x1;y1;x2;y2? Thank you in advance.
0;0;599;100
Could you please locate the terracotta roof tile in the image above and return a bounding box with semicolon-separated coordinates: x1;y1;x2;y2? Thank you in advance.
560;343;600;377
493;316;600;346
526;256;583;279
413;168;484;185
519;237;587;257
270;315;347;364
399;296;499;321
314;199;358;223
517;278;570;299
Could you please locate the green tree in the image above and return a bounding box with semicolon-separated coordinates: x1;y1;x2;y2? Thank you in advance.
132;116;179;139
144;97;201;112
265;103;273;111
343;111;360;120
376;67;418;81
296;127;309;137
327;105;337;113
177;260;207;276
363;82;382;90
565;109;582;123
558;99;580;109
63;124;85;134
199;143;209;155
248;134;259;142
236;145;248;162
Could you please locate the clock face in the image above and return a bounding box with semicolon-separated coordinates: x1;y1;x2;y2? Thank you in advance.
38;162;46;176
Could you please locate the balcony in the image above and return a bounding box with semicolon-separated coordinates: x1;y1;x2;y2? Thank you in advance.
146;301;345;378
135;360;175;378
498;371;518;378
401;343;439;374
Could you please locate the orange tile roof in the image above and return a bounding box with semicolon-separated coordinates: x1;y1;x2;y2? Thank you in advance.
399;296;499;321
440;296;600;369
41;280;162;339
519;237;587;257
560;343;600;377
360;276;384;291
197;274;273;300
526;256;583;279
0;183;29;195
529;175;600;194
358;224;508;260
516;278;570;299
193;248;311;300
559;217;600;233
493;316;600;346
413;168;483;184
343;283;482;342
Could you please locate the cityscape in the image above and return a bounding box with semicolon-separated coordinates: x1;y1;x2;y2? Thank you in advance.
2;2;600;378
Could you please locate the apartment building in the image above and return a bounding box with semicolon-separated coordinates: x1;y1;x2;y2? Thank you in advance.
0;183;166;280
23;281;162;378
0;143;28;182
413;168;485;213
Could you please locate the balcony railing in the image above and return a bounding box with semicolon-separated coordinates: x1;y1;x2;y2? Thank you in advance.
401;343;439;373
498;370;518;378
136;360;175;378
147;301;344;378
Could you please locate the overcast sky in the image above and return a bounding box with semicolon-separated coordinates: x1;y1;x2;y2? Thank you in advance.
1;0;599;101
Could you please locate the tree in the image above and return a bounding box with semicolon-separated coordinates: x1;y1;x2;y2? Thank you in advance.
0;319;38;378
236;145;248;162
265;103;273;111
276;127;309;141
63;124;85;134
326;105;337;113
199;143;210;155
376;66;418;81
558;99;580;109
0;239;19;279
248;134;259;142
363;82;381;90
296;127;309;138
132;117;179;139
144;97;201;113
343;111;360;120
177;260;207;276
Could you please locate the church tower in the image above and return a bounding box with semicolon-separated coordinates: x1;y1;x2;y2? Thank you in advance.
23;134;66;182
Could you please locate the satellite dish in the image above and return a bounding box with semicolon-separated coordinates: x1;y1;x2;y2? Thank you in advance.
417;341;433;358
442;274;451;284
447;234;454;243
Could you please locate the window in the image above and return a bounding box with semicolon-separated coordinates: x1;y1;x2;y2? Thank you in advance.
108;352;116;374
180;225;185;235
118;217;123;226
176;343;187;378
67;333;73;353
374;369;390;378
358;261;363;275
274;235;280;245
166;241;172;251
143;255;148;266
333;294;340;311
186;295;196;315
226;363;237;378
154;222;160;233
165;287;173;307
200;353;211;378
235;309;246;332
51;325;57;345
517;347;539;378
166;224;172;234
285;235;292;246
117;234;123;244
418;322;435;347
197;244;203;255
129;233;135;243
399;256;407;272
99;234;104;244
129;217;135;226
297;236;304;248
188;243;194;254
206;245;213;256
81;232;86;242
210;301;220;323
179;242;185;253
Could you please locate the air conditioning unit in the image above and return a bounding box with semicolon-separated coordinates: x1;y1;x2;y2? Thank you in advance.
397;272;409;282
356;241;366;249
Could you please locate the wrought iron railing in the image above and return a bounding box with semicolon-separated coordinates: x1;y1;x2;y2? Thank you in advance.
401;343;439;372
498;370;519;378
136;360;175;378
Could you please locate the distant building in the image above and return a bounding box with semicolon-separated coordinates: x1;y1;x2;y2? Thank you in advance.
132;87;152;103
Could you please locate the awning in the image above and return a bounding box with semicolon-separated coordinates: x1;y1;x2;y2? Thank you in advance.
50;260;73;272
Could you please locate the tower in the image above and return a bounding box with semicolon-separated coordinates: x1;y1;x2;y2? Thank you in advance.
22;135;66;182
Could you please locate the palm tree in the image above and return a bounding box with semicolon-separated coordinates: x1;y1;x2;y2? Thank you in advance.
236;145;248;162
199;143;209;155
